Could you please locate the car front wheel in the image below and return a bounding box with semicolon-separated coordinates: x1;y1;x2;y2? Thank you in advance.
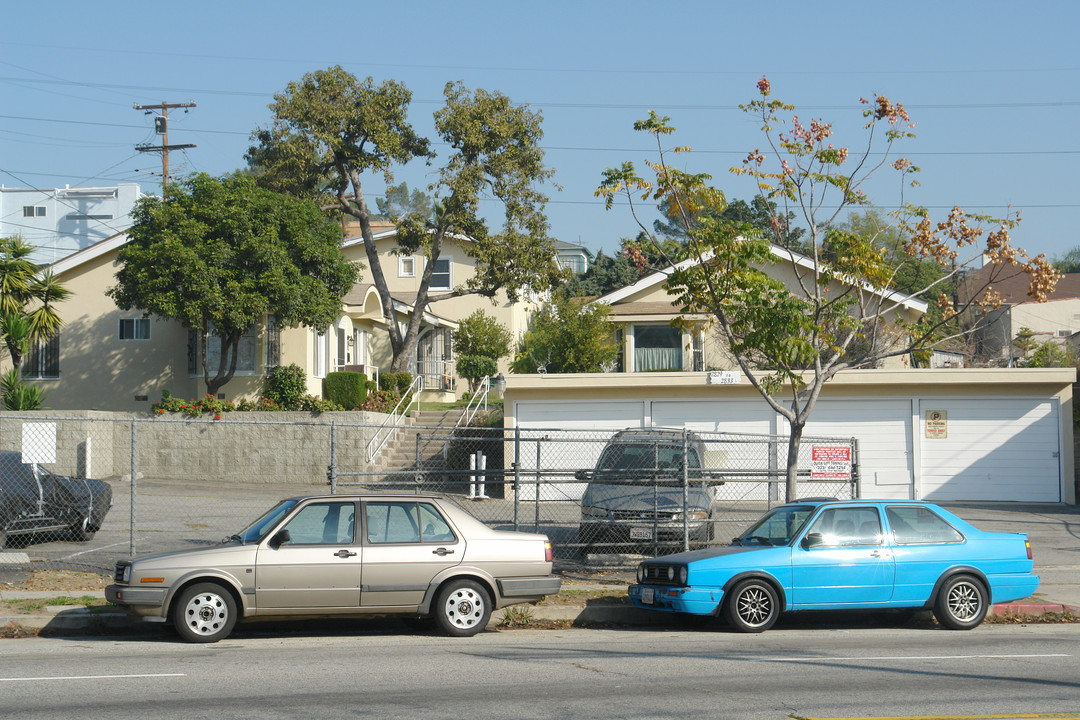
173;583;237;643
934;575;988;630
433;579;491;637
724;579;779;633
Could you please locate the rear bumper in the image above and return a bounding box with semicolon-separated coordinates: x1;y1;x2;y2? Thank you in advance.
988;573;1040;605
497;575;562;599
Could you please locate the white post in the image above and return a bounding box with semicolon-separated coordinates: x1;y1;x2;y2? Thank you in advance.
478;451;488;499
468;453;477;499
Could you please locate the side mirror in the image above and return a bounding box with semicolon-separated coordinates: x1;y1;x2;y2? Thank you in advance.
269;529;291;549
800;532;823;549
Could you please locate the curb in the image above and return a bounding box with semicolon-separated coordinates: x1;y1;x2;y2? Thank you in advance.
3;599;1077;637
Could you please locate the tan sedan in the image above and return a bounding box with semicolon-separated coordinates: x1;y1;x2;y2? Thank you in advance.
106;493;560;642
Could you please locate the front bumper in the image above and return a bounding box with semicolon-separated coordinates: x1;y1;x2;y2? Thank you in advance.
580;521;708;546
628;583;723;615
106;584;169;619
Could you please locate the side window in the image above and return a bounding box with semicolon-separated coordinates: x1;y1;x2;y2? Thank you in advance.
418;503;456;543
280;503;354;545
886;506;964;544
805;507;882;546
366;502;422;544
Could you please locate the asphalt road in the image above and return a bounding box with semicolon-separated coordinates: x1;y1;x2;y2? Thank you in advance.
1;624;1077;720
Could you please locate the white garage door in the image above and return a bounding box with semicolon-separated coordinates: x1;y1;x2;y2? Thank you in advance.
918;398;1061;502
515;401;645;500
793;400;914;501
650;399;773;434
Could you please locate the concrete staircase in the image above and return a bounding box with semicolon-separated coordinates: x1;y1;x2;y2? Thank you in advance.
369;408;465;476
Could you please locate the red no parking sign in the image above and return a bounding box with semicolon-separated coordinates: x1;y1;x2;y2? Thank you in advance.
810;445;852;480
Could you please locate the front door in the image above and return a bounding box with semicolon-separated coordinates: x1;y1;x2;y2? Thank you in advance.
791;506;895;606
255;500;361;610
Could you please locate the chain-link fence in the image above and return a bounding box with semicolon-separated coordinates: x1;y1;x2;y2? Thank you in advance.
0;414;857;575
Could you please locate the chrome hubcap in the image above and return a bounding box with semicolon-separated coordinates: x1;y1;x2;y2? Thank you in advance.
737;587;773;627
444;588;484;629
948;582;981;620
185;592;228;635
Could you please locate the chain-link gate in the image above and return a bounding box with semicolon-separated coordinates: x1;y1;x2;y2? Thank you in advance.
1;414;858;576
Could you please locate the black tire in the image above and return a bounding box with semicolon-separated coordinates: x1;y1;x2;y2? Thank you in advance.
432;579;491;637
724;579;780;633
933;575;988;630
172;583;238;643
68;517;96;542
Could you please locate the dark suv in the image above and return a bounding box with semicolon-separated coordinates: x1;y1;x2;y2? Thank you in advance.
576;429;720;551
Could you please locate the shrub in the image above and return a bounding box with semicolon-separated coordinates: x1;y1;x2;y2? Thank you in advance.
394;372;414;394
324;371;367;409
264;364;307;409
456;355;498;393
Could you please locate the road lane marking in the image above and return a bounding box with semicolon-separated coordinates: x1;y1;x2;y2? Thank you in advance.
755;653;1071;662
0;673;185;682
800;714;1080;720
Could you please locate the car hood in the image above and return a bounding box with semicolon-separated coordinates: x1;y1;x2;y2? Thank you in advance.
583;483;710;512
645;543;783;565
130;542;257;569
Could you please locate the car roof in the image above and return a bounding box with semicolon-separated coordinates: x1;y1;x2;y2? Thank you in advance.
608;428;704;443
780;498;934;509
280;492;455;503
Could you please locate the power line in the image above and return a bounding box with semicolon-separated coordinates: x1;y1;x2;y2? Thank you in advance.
133;102;197;192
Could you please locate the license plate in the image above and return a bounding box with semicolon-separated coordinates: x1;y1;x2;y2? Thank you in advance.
641;587;655;604
630;527;652;540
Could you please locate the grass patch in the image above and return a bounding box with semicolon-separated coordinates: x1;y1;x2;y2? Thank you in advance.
2;595;106;615
498;605;535;628
986;610;1079;624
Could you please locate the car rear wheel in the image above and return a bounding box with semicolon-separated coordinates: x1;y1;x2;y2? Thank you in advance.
433;579;491;637
724;579;779;633
934;575;988;630
68;516;97;542
173;583;237;643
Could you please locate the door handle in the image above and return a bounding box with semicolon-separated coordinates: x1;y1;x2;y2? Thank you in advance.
335;549;357;558
433;548;455;556
870;550;891;558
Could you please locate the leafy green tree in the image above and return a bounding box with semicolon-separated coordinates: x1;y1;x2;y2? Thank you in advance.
1052;247;1080;274
0;235;70;370
1024;340;1074;368
511;292;618;374
108;173;359;396
597;80;1058;501
453;309;513;392
376;182;434;222
247;67;562;373
569;249;642;297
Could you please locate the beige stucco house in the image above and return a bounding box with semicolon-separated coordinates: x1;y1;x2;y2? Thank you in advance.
591;245;928;373
4;221;544;411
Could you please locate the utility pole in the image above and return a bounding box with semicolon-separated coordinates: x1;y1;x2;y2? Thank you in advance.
134;101;196;193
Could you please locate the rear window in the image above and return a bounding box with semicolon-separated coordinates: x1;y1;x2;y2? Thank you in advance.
886;506;964;544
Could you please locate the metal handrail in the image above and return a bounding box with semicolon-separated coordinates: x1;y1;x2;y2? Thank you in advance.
367;375;423;462
454;376;490;429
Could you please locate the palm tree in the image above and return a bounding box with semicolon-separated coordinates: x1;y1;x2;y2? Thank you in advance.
0;235;70;370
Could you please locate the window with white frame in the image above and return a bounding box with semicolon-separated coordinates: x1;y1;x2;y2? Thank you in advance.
632;325;683;372
312;328;329;378
22;206;46;218
118;318;151;341
429;256;451;290
398;256;416;278
22;333;60;379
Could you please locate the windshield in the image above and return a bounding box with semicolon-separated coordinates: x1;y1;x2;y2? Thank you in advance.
596;443;700;477
734;505;817;546
236;499;300;544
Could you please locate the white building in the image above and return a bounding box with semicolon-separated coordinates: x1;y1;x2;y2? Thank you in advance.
0;183;144;265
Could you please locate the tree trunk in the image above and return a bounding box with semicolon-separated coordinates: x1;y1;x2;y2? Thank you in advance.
784;423;805;503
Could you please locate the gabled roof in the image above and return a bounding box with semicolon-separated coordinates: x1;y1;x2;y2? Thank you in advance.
965;263;1080;305
592;242;928;314
342;283;457;329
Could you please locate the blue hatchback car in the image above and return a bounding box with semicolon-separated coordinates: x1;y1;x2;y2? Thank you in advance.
628;499;1038;632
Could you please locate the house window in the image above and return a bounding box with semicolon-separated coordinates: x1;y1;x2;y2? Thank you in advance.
207;324;257;373
22;206;46;218
265;315;281;369
118;318;151;341
312;328;329;379
398;256;416;278
429;256;451;290
633;325;682;372
22;333;60;379
336;326;347;371
692;330;704;372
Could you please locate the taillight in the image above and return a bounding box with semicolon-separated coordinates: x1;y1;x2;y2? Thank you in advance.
545;541;553;563
1026;539;1033;560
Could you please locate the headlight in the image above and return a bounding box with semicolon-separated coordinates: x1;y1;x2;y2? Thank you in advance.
679;566;688;585
636;565;644;583
666;566;674;581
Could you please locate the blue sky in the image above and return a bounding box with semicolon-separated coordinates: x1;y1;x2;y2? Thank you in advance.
2;0;1077;263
